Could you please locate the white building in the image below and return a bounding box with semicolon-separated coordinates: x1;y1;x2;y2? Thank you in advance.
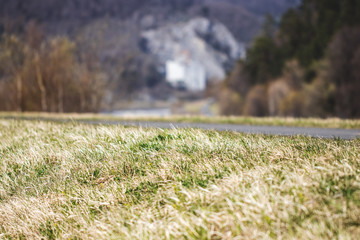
165;60;206;91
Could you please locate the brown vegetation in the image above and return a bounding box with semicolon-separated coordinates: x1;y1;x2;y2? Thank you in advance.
218;58;339;118
327;27;360;118
267;79;290;116
218;87;243;115
243;84;268;116
0;22;105;112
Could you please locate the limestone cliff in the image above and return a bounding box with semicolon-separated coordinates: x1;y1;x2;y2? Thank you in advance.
141;17;245;81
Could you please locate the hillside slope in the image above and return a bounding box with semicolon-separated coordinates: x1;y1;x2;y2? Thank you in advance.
0;0;298;42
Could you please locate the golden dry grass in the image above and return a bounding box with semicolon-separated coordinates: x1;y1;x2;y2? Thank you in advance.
0;119;359;239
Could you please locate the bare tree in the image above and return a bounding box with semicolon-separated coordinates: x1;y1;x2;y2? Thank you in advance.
0;35;26;111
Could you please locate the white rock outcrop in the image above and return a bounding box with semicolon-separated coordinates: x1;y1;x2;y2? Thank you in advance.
141;17;245;81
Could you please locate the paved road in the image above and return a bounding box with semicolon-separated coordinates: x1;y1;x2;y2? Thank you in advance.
88;120;359;140
2;117;359;139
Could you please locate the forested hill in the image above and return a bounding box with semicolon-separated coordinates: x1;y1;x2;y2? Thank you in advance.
219;0;360;118
0;0;299;42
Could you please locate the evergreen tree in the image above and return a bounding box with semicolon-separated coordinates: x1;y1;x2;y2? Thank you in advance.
244;36;284;85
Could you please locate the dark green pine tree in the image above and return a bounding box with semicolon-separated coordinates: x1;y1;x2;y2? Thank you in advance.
244;36;284;85
278;0;360;67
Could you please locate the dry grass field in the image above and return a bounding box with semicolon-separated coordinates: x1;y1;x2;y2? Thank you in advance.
0;119;359;239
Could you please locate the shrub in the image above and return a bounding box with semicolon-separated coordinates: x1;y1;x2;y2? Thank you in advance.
243;84;268;116
218;87;244;116
267;79;291;116
279;90;305;117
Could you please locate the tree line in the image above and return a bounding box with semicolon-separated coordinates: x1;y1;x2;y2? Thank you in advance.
217;0;360;118
0;21;105;112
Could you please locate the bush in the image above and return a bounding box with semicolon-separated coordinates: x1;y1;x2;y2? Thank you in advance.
218;87;243;116
243;85;268;116
267;79;291;116
279;90;304;117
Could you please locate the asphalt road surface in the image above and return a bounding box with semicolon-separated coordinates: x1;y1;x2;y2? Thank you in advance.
93;120;359;140
2;117;359;139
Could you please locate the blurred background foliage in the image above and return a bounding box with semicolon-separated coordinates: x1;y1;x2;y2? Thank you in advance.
0;0;359;118
217;0;360;118
0;25;105;112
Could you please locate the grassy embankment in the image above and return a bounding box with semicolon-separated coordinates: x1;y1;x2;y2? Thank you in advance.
0;119;360;239
1;112;360;129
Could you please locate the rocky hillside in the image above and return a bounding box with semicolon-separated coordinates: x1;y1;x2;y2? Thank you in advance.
142;17;245;81
0;0;299;99
0;0;299;42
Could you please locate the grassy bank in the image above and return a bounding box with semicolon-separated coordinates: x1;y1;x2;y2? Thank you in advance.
1;112;360;129
0;119;359;239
